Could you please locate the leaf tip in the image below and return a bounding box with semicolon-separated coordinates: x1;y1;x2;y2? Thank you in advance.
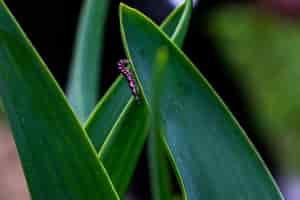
119;2;132;19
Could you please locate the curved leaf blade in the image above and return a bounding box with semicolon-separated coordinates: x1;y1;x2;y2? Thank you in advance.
119;4;284;199
85;75;131;150
148;47;173;200
148;1;192;199
84;2;192;197
67;0;109;122
99;98;150;196
85;1;190;151
0;2;118;200
84;2;191;197
168;0;192;47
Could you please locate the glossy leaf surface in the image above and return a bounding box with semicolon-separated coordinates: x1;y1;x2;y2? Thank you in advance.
0;2;118;200
67;0;109;121
120;4;284;200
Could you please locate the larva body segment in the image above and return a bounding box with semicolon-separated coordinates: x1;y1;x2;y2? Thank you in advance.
117;59;139;100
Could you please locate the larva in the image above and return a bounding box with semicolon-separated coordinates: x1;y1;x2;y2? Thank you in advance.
117;59;139;100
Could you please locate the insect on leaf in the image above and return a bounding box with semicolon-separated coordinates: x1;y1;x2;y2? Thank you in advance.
84;1;191;197
119;4;284;200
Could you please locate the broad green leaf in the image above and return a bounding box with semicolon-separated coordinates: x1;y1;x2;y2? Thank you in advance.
0;2;118;200
148;47;173;200
119;4;284;199
85;75;131;151
85;1;189;151
169;0;192;46
85;75;131;150
148;1;192;199
84;2;191;197
99;97;150;196
148;131;173;200
66;0;109;122
161;0;192;47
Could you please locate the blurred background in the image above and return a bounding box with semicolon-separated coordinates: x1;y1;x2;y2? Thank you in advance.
1;0;300;199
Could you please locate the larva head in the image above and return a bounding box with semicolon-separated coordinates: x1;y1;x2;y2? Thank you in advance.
117;59;129;67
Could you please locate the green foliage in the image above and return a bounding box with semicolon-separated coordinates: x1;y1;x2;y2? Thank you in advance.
0;1;118;199
0;1;285;200
147;2;192;199
210;6;300;172
67;0;109;122
119;4;283;199
83;2;191;197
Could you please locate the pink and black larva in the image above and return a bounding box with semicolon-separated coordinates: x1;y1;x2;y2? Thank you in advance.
117;59;139;100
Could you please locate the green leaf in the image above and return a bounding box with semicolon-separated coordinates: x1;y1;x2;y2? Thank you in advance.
168;0;192;47
99;97;150;196
148;131;173;200
148;47;173;200
85;1;190;151
210;7;300;171
119;4;284;199
0;2;118;200
85;75;131;150
84;2;191;197
161;0;192;47
148;2;192;200
66;0;109;122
